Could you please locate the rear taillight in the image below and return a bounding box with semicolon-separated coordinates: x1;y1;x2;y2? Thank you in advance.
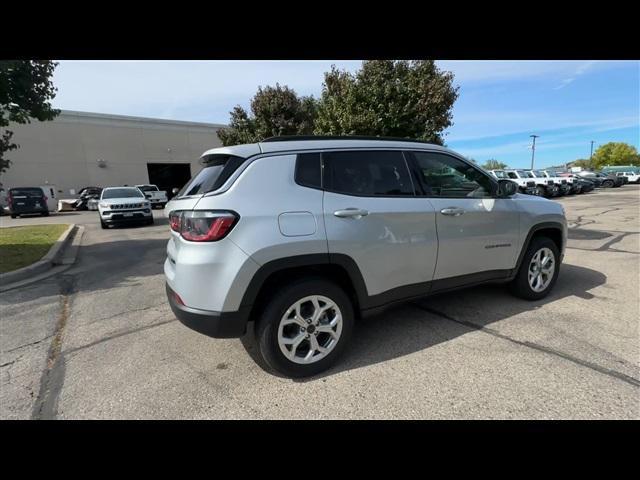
169;211;182;232
44;195;48;202
170;210;238;242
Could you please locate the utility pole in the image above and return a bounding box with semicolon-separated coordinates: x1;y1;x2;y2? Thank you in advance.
590;140;595;161
530;135;539;170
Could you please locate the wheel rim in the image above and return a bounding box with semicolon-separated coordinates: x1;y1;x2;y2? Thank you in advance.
277;295;343;365
528;247;555;293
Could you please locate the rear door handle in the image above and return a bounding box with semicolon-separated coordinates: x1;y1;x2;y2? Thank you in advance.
440;207;465;216
334;208;369;218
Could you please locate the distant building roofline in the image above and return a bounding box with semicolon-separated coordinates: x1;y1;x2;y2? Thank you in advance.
58;109;228;129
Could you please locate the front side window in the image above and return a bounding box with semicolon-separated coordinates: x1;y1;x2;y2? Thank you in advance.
517;170;534;178
409;151;495;198
506;171;518;179
493;170;507;179
323;151;414;196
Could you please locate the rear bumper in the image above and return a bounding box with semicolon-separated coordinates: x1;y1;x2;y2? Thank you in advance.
166;284;250;338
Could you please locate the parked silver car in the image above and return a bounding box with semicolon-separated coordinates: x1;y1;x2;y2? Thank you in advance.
165;137;567;377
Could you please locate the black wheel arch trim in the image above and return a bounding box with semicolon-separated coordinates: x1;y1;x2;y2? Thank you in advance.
513;221;565;275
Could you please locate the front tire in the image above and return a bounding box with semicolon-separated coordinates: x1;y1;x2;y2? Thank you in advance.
255;278;354;378
100;219;108;229
510;237;560;300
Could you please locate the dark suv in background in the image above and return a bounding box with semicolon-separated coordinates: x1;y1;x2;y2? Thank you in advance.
8;187;49;218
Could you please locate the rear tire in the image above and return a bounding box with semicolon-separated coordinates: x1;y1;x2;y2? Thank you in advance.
603;180;614;188
255;278;354;378
510;237;560;300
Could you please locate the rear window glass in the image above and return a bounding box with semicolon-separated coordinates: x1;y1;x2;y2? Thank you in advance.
295;153;322;189
10;188;43;197
177;155;246;197
138;185;158;192
102;188;144;199
323;150;414;196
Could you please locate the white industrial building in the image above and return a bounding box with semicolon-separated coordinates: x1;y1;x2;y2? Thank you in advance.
0;110;226;198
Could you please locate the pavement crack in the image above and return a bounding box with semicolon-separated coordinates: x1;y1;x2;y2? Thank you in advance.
409;302;640;388
31;275;75;420
63;317;177;356
5;335;55;353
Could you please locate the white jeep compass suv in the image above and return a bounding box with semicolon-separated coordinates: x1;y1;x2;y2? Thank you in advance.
165;137;567;377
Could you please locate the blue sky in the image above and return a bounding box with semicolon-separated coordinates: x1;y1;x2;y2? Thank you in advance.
52;60;639;168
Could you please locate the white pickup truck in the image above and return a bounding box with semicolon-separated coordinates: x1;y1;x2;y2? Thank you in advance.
490;169;539;196
135;184;168;209
530;170;575;195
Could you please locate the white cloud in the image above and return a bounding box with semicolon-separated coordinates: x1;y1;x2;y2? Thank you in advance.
553;60;598;89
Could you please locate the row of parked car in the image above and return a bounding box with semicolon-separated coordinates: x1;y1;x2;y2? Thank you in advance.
0;184;169;218
487;168;638;198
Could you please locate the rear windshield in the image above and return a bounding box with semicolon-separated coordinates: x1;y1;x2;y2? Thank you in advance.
10;188;43;197
177;154;246;197
102;188;144;199
137;185;158;192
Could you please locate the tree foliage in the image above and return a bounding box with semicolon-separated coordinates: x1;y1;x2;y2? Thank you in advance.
0;60;60;174
482;159;508;170
217;84;317;146
314;60;459;145
570;158;593;170
590;142;640;169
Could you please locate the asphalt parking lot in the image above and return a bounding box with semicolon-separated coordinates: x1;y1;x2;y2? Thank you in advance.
1;188;639;419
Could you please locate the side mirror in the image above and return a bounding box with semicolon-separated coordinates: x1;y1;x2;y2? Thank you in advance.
172;187;179;195
497;179;518;197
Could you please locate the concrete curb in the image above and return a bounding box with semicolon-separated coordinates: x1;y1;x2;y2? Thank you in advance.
0;224;77;288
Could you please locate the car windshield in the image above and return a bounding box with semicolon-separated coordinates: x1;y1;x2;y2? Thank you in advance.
533;170;547;177
102;188;143;199
137;185;158;192
517;170;533;178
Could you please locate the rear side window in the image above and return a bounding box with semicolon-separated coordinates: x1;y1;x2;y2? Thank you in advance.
295;153;322;189
323;150;414;196
178;155;246;197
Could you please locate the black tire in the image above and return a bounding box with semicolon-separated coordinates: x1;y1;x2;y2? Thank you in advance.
100;219;108;229
255;277;354;378
41;211;49;217
146;217;154;226
11;214;17;219
509;236;560;300
602;180;614;188
535;186;545;197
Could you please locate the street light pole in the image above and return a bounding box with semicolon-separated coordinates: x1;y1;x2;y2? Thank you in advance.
530;135;539;170
590;140;594;161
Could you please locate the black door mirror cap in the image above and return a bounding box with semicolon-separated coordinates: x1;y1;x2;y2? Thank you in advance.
497;179;518;197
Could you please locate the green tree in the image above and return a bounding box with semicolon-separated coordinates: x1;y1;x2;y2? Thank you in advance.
1;61;60;174
569;158;593;170
217;84;317;146
482;159;508;170
314;60;459;145
590;142;640;169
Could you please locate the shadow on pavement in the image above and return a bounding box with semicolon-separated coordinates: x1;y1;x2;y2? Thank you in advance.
240;263;607;381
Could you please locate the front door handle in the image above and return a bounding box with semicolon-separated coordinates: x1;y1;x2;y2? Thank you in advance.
440;207;465;216
334;208;369;219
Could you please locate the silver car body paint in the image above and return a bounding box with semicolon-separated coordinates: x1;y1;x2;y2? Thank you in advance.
164;139;567;314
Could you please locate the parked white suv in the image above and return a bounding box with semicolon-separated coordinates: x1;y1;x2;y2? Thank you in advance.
165;137;567;377
98;187;153;229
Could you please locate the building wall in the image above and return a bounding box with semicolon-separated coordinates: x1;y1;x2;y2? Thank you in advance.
0;110;225;197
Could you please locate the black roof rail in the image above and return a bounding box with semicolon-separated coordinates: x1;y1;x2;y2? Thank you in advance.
261;135;437;144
